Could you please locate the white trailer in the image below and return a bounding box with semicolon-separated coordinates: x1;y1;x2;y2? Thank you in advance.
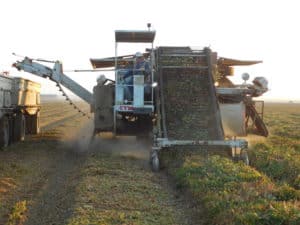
0;74;40;148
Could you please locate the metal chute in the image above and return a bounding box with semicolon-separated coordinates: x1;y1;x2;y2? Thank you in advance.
218;57;262;66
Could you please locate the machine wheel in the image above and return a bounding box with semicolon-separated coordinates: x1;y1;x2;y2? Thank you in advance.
13;113;25;142
240;149;249;166
151;150;160;172
0;117;10;148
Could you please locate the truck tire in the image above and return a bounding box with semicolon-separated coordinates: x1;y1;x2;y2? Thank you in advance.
13;113;25;142
0;117;10;148
25;112;40;134
31;112;40;134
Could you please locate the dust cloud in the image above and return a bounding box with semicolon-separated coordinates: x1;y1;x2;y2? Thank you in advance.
63;120;151;160
90;135;150;160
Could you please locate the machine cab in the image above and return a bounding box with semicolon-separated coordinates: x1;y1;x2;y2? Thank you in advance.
114;30;156;114
90;29;156;134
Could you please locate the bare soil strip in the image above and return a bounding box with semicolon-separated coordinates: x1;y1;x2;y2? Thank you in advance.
1;102;198;225
24;146;87;225
40;114;81;132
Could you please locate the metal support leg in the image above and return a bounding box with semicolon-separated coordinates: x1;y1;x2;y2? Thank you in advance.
113;108;117;135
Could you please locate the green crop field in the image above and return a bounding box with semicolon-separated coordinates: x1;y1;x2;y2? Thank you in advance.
161;102;300;225
1;102;299;225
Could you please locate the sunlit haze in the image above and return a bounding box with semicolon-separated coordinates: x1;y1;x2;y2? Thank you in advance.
1;0;299;102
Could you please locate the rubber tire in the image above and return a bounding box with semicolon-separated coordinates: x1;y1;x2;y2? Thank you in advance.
31;112;40;134
151;152;160;172
25;114;31;134
0;117;10;149
25;112;40;135
240;150;250;166
13;113;25;142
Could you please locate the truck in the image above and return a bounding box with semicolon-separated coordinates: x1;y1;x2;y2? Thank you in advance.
13;27;268;171
0;72;41;148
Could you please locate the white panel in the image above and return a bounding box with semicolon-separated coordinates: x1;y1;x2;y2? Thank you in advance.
133;75;144;107
220;103;246;137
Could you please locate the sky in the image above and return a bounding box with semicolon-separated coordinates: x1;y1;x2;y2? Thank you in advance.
0;0;299;102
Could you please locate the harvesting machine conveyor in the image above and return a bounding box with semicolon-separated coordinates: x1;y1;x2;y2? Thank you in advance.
13;28;269;170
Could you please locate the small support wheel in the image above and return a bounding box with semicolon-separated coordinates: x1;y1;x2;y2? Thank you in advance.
150;149;160;172
240;148;249;165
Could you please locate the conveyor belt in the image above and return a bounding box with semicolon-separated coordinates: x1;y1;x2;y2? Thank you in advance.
156;47;224;141
56;82;91;119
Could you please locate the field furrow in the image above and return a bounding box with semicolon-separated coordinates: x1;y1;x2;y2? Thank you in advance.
0;100;195;225
0;101;299;225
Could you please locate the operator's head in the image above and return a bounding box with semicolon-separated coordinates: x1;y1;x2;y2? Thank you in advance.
135;52;144;62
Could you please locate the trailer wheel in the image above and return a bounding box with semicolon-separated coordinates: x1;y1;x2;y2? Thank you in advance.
0;117;10;148
25;112;40;135
13;113;25;142
31;112;40;134
151;150;160;172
